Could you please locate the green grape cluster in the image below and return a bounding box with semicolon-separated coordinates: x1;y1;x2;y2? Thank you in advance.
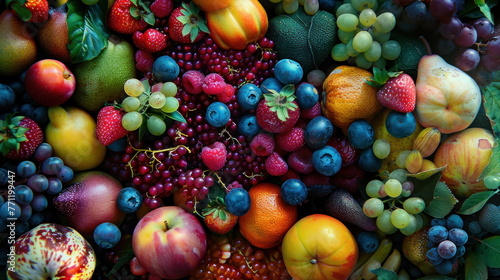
269;0;320;15
331;0;401;69
121;78;181;136
362;168;427;235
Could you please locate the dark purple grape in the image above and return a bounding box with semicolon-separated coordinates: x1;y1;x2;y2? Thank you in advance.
402;1;427;25
421;9;439;31
27;174;49;192
487;36;500;60
453;24;477;47
426;247;444;265
437;240;457;259
17;160;36;178
434;38;456;56
19;204;32;221
34;143;53;163
41;157;64;175
471;18;495;41
14;184;34;205
56;165;74;183
453;48;480;71
30;193;48;212
28;212;44;227
46;177;63;195
480;53;500;71
379;0;403;17
429;0;457;22
439;17;463;40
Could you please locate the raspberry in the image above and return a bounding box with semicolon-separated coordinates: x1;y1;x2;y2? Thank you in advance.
132;28;168;53
134;50;155;73
265;152;288;176
275;127;304;152
182;70;205;94
250;133;275;157
203;73;226;95
217;84;236;103
287;147;314;174
327;135;360;166
300;102;322;119
150;0;173;18
201;141;227;171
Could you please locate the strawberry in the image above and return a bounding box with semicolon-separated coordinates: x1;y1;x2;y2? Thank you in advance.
149;0;173;18
168;2;209;44
108;0;151;34
202;196;238;235
201;141;227;171
256;84;301;134
0;115;43;160
9;0;49;23
96;106;129;146
133;28;168;53
368;68;416;113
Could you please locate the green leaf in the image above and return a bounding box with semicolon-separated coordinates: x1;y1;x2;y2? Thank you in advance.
483;83;500;136
424;182;458;218
280;84;296;97
165;111;186;123
457;190;496;215
480;139;500;180
370;268;399;280
218;209;227;221
407;165;447;180
67;0;109;64
409;172;443;205
106;250;135;277
474;0;494;22
138;116;147;141
465;245;488;279
142;12;156;26
478;236;500;268
10;2;31;22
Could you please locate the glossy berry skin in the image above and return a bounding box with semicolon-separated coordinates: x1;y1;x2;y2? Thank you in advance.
280;178;308;205
437;240;457;259
225;188;251;216
447;228;468;246
376;73;416;113
93;222;122;249
108;0;148;34
385;111;417;138
347;120;375;149
426;247;444;265
238;114;260;139
14;185;34;205
357;148;381;173
0;84;15;112
295;83;319;109
96;106;128;146
428;225;449;243
117;187;143;213
446;214;464;229
132;28;168;53
201;141;227;171
312;145;342;176
304;116;334;149
260;77;283;94
206;102;231;128
273;59;303;85
17;161;37;178
356;231;379;253
237;83;262;110
2;116;43;160
152;55;180;82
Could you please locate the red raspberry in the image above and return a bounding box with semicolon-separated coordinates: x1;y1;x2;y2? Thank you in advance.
132;28;168;53
150;0;173;18
201;141;227;171
217;84;236;103
327;135;360;166
135;50;155;73
300;102;322;119
287;147;314;174
202;73;226;95
275;127;304;152
265;152;288;176
182;70;205;94
250;133;275;157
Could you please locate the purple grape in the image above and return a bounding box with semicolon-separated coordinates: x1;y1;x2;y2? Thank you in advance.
435;259;453;275
433;38;456;56
448;228;468;246
0;168;9;185
431;218;447;227
46;177;63;195
439;17;463;40
421;9;439;31
437;240;457;259
471;18;495;41
19;204;32;221
453;48;480;71
0;201;21;220
429;0;457;22
402;1;427;25
30;193;48;212
17;160;36;178
34;143;53;163
41;157;64;175
456;245;466;257
378;0;403;17
426;247;444;265
15;220;30;235
480;53;500;72
446;214;464;229
28;212;44;227
487;36;500;60
27;174;49;192
453;24;477;47
56;165;74;183
14;184;34;205
428;225;449;243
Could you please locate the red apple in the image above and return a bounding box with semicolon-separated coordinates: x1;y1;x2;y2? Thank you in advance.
24;59;76;106
132;206;207;279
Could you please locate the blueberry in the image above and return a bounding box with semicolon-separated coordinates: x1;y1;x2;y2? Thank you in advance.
455;245;466;257
19;204;32;221
446;214;463;229
0;201;21;220
237;83;262;110
238;114;260;139
206;101;230;128
295;83;319;109
428;225;449;243
431;218;447;227
0;84;16;113
32;106;49;126
56;166;74;183
225;188;250;216
117;187;143;213
385;111;417;138
437;240;457;259
41;157;64;175
30;193;48;212
0;168;8;185
358;148;382;172
260;77;283;94
467;220;482;235
93;222;122;249
312;145;342;176
46;177;63;195
17;160;37;178
274;59;303;85
152;55;180;82
305;116;334;149
426;247;444;265
15;185;34;205
280;179;308;205
448;228;468;246
356;231;379;253
27;174;49;192
107;137;128;152
347;120;375;149
20;103;36;118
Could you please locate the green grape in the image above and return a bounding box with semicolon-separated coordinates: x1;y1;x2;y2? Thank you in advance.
401;181;414;197
384;179;402;198
373;12;396;33
161;96;180;113
351;0;377;11
390;208;411;229
359;8;376;26
121;96;141;112
122;111;143;131
382;40;402;60
377;210;397;233
147;115;167;136
403;197;426;214
353;30;372;52
124;78;144;97
363;197;385;218
483;175;500;190
346;40;360;57
395;150;411;169
366;179;384;198
372;30;390;44
283;0;299;14
160;82;178;97
81;0;99;5
149;92;167;109
414;213;425;231
336;3;358;17
388;168;408;183
331;44;350;61
355;54;372;69
338;29;356;44
372;139;390;159
337;14;359;32
399;213;418;235
373;57;386;69
364;41;381;62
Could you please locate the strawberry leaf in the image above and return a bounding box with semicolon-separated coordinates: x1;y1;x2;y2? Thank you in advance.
218;209;227;221
9;1;32;22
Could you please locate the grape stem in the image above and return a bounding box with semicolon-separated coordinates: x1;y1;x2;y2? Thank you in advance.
419;36;433;56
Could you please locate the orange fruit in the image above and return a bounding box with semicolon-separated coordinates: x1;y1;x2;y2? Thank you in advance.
322;66;382;134
238;182;298;249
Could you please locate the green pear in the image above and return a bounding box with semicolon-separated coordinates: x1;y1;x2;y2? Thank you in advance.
71;35;136;112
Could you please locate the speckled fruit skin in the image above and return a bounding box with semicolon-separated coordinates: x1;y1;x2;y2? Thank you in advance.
7;223;96;280
282;214;358;280
132;206;207;279
53;171;125;237
434;127;495;197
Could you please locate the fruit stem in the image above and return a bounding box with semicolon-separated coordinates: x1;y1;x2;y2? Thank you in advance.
419;36;432;56
163;220;169;232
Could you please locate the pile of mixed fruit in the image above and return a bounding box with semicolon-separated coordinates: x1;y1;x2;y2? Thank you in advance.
1;0;500;279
